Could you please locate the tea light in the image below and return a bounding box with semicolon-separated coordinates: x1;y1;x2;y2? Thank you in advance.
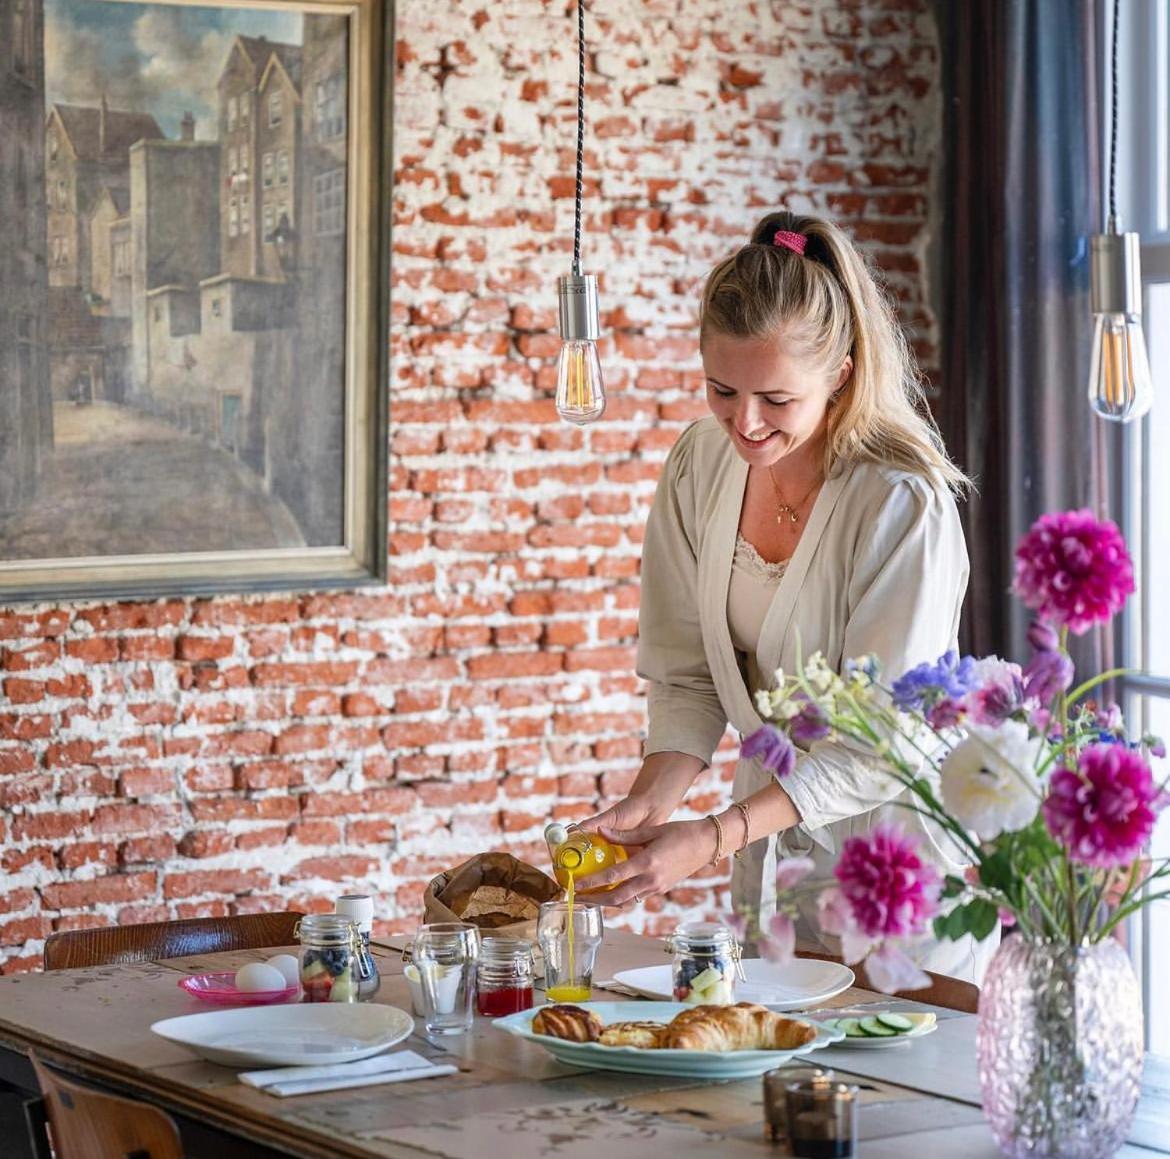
783;1079;858;1158
762;1067;834;1144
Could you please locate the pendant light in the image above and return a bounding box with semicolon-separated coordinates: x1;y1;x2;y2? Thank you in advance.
555;1;606;425
1087;0;1153;422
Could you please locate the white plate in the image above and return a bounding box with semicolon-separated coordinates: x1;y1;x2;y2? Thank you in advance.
151;1002;414;1067
612;958;855;1011
495;1001;842;1079
821;1011;937;1049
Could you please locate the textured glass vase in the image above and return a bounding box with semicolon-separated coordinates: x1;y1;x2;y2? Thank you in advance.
976;936;1143;1157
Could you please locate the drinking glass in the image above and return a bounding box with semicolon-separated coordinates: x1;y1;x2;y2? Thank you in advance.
412;922;479;1035
537;900;603;1002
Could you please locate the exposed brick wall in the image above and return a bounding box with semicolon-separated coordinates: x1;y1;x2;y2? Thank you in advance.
0;0;941;971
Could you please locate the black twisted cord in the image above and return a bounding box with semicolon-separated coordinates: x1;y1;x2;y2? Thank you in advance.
1109;0;1119;226
573;0;585;275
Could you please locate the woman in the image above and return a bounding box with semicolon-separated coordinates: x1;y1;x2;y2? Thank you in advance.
583;210;992;982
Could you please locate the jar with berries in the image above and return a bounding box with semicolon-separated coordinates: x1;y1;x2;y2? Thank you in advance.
297;914;361;1003
667;921;739;1005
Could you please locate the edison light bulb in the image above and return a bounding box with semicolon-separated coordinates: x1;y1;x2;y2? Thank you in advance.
1088;230;1153;423
1088;313;1153;422
555;339;606;425
555;272;606;425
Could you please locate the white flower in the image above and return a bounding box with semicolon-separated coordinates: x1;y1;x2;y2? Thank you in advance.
940;721;1045;840
803;651;844;696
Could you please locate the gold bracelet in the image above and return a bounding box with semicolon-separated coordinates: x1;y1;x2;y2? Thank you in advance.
707;813;725;866
731;800;752;854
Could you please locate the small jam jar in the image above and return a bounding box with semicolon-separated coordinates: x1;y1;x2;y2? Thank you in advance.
475;936;535;1016
297;914;361;1003
667;921;739;1005
335;893;381;1001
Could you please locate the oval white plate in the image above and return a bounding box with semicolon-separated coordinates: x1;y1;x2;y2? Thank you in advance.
151;1003;414;1067
495;1000;843;1079
821;1011;937;1049
613;958;855;1011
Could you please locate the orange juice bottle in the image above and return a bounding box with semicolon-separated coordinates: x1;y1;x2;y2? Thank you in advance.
544;822;627;890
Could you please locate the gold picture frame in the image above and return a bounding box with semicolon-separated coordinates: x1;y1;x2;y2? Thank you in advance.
0;0;389;601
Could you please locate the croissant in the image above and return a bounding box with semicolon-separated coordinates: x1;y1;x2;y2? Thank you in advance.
531;1004;602;1043
662;1002;817;1052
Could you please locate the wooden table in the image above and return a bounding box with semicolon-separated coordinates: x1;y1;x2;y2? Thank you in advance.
0;931;1163;1158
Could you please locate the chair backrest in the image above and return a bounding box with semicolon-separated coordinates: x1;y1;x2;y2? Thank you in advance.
799;950;980;1013
30;1052;183;1159
43;911;304;971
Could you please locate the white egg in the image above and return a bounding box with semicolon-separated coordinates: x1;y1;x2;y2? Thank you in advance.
234;962;287;993
265;954;301;989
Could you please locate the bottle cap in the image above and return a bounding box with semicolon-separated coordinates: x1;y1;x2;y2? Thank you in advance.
334;894;374;933
544;822;569;847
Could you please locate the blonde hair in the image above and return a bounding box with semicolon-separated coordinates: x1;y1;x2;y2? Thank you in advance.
699;211;970;494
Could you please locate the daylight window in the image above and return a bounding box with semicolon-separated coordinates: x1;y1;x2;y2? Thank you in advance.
228;147;238;177
240;199;250;235
229;199;239;239
263;204;274;237
269;91;282;128
262;152;274;189
227;96;238;133
278;151;289;185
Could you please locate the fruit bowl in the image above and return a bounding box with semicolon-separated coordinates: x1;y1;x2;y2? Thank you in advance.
179;972;298;1006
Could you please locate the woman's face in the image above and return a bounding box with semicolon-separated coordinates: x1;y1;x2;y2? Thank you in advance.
702;332;850;467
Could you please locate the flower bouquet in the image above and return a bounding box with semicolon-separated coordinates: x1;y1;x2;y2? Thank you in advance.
742;509;1167;1158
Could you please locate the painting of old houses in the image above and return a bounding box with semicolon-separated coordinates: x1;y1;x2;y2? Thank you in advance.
0;0;385;599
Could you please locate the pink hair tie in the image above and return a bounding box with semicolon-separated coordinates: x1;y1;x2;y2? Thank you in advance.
773;229;807;256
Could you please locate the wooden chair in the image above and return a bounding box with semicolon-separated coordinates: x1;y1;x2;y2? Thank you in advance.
28;1052;183;1159
43;912;304;971
798;950;980;1013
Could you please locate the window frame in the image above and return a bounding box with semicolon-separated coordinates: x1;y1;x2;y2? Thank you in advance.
1114;0;1170;1059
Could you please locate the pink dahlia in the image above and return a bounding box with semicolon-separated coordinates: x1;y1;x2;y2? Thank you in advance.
1042;743;1159;868
834;824;941;940
1012;509;1134;635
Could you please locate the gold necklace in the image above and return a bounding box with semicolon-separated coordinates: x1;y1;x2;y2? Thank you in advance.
768;467;822;525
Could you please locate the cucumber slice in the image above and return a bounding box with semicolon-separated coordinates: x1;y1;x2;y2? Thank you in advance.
839;1018;867;1037
859;1016;898;1037
819;1018;839;1031
876;1012;915;1032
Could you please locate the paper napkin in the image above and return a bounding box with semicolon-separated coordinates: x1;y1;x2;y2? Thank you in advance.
238;1050;458;1097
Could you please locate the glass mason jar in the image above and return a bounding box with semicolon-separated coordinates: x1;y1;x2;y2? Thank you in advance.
475;935;535;1017
667;921;739;1005
297;913;361;1003
976;936;1144;1157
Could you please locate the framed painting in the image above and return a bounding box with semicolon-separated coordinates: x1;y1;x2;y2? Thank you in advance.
0;0;388;601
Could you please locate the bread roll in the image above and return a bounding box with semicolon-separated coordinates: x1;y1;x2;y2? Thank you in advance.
598;1021;667;1049
531;1004;602;1043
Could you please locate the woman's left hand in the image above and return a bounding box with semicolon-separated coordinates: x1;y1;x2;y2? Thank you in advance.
577;818;717;907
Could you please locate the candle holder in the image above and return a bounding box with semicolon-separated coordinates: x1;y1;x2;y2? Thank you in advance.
784;1079;859;1158
762;1067;835;1145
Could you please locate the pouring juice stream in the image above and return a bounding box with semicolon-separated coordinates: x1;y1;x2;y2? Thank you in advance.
544;823;626;1002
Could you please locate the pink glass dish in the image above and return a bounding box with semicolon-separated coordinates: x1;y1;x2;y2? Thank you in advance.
179;972;298;1006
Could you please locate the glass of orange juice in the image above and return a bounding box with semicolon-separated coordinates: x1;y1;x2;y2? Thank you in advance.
538;900;603;1003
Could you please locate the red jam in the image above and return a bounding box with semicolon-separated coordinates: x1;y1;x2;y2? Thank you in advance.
476;984;534;1017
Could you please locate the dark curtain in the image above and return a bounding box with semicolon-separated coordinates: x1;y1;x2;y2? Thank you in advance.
934;0;1115;673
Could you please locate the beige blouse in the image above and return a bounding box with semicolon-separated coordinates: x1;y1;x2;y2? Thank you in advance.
637;417;993;981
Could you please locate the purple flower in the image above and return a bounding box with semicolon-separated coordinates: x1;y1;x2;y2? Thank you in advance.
1013;509;1134;635
789;699;831;745
1095;702;1123;733
891;651;979;712
1022;649;1075;705
966;659;1025;725
926;697;965;730
1042;744;1159;868
742;725;796;780
758;913;796;966
834;824;941;940
864;942;931;993
775;856;816;891
1027;620;1061;652
1145;736;1167;760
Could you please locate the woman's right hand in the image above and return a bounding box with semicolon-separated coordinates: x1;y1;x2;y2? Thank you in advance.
580;793;673;836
